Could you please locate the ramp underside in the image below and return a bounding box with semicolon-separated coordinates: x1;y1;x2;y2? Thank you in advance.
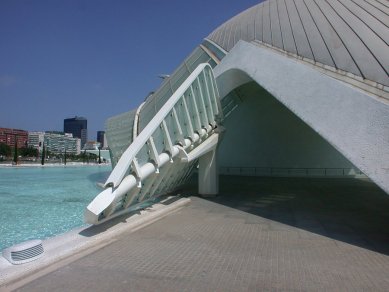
214;41;389;195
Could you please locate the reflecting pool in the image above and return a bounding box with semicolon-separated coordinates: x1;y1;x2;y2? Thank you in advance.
0;165;111;251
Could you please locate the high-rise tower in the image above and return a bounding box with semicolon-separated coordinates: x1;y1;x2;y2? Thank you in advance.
96;131;107;149
64;116;87;148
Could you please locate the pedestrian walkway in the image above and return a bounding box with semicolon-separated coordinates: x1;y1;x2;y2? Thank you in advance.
8;176;389;291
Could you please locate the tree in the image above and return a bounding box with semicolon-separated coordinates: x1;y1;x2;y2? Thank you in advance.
13;142;18;164
0;143;11;157
20;146;38;157
41;145;46;165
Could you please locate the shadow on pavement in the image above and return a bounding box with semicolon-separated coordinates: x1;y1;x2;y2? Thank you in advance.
78;194;180;238
188;175;389;256
78;210;141;237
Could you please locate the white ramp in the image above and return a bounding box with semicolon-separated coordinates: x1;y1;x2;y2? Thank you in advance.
85;64;222;224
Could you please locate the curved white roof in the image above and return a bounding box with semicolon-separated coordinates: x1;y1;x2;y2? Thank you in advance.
207;0;389;87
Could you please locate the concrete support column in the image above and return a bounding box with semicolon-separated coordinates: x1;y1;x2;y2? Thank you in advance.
198;149;218;196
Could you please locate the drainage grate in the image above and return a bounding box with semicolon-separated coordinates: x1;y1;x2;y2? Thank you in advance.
2;239;44;265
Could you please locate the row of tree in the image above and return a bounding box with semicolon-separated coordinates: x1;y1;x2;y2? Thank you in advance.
0;143;38;157
0;143;100;163
0;143;11;157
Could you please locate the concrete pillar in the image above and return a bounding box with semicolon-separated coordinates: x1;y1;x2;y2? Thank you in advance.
198;149;218;196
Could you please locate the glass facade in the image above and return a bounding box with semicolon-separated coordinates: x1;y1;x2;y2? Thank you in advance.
97;131;107;149
105;46;219;168
201;39;227;62
63;116;87;148
138;46;219;132
105;109;136;167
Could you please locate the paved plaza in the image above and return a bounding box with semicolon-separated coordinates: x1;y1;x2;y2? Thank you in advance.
9;176;389;291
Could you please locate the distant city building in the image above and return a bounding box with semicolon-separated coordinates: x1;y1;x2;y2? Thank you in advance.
96;131;107;149
63;116;87;148
28;132;45;152
80;129;87;148
0;128;28;149
45;131;64;135
44;132;81;155
83;141;101;151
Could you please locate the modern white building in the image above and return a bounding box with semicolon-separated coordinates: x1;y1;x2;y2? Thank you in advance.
44;132;81;155
85;0;389;224
27;132;45;152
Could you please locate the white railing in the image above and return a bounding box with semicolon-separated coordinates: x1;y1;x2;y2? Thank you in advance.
85;63;221;224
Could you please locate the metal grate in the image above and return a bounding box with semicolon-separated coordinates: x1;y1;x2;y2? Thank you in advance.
2;239;44;265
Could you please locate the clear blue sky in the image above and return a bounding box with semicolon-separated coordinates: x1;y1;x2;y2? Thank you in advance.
0;0;260;140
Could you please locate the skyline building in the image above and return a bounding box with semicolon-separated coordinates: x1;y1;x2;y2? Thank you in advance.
27;132;45;153
63;116;87;148
0;128;28;149
44;132;81;155
96;131;107;149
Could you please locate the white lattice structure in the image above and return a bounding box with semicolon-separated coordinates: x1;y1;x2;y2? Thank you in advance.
85;64;222;224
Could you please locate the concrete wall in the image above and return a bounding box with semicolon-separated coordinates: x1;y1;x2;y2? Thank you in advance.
213;41;389;194
218;82;358;176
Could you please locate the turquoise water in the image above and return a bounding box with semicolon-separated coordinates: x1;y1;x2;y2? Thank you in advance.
0;165;111;251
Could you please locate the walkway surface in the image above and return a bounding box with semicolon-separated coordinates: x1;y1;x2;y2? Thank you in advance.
9;176;389;291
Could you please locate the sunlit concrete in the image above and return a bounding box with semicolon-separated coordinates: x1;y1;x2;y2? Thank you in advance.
12;176;389;291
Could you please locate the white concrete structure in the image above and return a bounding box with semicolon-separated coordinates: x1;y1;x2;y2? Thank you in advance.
215;40;388;190
206;0;389;194
86;0;389;224
85;64;222;224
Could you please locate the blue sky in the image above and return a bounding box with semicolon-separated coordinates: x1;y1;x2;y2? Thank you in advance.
0;0;260;140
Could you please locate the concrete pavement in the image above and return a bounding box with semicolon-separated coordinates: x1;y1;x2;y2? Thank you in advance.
4;176;389;291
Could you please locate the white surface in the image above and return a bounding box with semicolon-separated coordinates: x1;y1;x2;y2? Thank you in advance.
105;63;215;189
199;149;218;195
86;63;222;224
214;41;389;194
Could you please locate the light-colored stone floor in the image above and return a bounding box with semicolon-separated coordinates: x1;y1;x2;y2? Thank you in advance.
9;177;389;291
